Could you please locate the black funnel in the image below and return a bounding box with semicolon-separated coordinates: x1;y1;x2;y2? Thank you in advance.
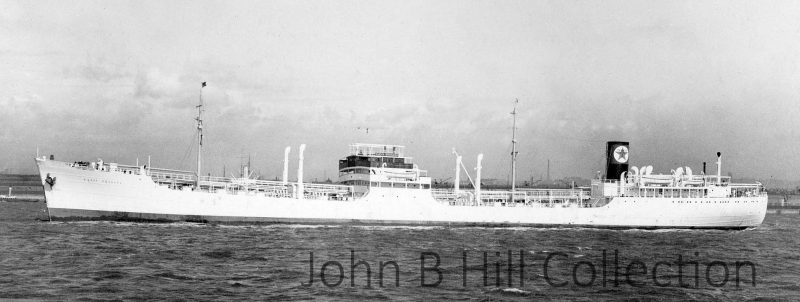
605;141;629;180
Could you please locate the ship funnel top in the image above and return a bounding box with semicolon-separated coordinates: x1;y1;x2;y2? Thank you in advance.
605;141;629;180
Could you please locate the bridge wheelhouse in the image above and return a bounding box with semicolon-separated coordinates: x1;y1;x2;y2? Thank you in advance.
338;144;431;195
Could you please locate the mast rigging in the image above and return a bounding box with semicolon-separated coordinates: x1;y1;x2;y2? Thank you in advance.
511;99;519;193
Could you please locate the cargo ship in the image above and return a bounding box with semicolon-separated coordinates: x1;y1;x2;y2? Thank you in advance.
33;85;768;229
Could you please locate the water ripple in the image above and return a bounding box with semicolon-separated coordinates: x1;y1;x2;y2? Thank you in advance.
0;202;798;300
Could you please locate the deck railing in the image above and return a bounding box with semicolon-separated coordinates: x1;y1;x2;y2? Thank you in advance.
433;188;590;207
63;160;356;199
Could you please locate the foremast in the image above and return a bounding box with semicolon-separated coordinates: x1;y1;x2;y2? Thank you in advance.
196;82;206;187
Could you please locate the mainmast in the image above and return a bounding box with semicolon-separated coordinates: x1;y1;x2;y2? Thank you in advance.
510;99;519;193
196;82;206;187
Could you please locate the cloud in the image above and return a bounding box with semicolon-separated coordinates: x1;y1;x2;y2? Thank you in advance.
1;1;800;182
134;69;184;99
62;54;131;82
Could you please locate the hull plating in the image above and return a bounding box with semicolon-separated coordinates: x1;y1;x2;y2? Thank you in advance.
37;159;768;229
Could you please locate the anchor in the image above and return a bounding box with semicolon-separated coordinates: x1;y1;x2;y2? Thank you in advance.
45;173;56;188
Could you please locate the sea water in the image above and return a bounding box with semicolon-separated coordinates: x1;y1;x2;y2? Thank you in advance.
1;202;798;301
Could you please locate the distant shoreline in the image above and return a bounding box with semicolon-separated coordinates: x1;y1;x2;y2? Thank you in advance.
0;196;42;202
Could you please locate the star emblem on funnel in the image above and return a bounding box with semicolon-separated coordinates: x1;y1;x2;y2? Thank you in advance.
613;146;628;163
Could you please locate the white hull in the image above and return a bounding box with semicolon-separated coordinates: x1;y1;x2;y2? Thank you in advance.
36;159;768;229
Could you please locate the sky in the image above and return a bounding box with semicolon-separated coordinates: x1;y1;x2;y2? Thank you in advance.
1;0;799;184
